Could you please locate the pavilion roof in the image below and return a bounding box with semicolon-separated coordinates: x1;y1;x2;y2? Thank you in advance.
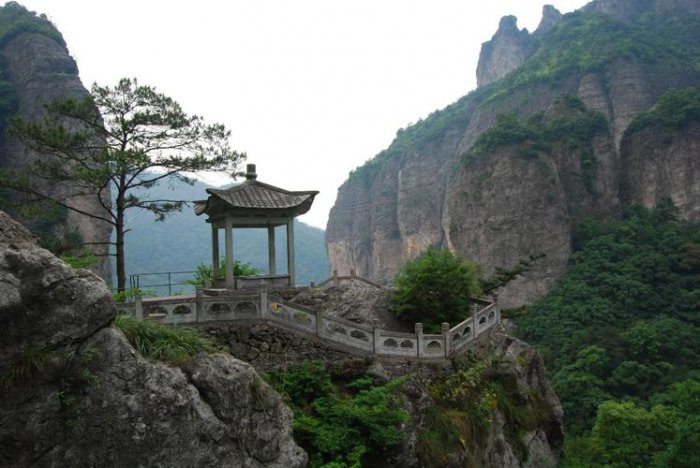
194;165;318;219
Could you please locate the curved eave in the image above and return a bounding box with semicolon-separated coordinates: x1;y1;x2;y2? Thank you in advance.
195;192;318;220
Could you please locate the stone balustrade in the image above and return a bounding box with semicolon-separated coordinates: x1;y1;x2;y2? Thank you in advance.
115;276;501;359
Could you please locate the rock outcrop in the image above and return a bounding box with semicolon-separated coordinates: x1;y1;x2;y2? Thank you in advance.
533;5;562;39
327;0;700;308
621;121;700;220
476;16;531;88
0;4;112;279
0;210;305;467
372;327;564;467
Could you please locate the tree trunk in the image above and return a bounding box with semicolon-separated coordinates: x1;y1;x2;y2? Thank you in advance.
115;187;126;292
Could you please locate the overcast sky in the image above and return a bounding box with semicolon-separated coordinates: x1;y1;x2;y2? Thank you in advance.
15;0;588;229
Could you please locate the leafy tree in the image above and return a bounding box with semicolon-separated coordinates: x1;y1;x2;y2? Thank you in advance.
391;248;480;332
2;77;245;291
591;400;676;467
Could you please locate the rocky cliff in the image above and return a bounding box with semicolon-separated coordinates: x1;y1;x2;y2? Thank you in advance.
327;0;700;308
0;210;305;467
476;16;531;88
0;3;112;278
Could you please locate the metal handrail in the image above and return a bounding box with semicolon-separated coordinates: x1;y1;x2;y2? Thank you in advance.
129;270;198;296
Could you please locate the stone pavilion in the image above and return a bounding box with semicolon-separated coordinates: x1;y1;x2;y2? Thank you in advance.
194;164;318;290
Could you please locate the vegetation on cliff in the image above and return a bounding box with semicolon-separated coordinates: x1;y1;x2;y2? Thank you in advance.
267;362;409;467
418;354;556;466
113;315;218;365
513;201;700;463
624;86;700;136
463;97;607;164
488;10;700;102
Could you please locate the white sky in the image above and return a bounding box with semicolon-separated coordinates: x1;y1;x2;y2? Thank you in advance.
14;0;588;229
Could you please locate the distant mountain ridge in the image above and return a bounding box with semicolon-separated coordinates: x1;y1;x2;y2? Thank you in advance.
327;0;700;307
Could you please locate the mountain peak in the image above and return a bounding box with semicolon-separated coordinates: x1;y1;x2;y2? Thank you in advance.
534;5;562;38
476;15;530;87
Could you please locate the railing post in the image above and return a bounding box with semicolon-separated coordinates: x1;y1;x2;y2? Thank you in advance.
259;282;268;320
493;292;501;323
373;319;381;354
168;272;172;296
470;303;479;338
442;322;450;357
195;288;203;322
415;323;424;358
135;295;143;319
316;308;324;337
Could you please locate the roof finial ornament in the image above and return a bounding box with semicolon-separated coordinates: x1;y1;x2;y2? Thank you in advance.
245;163;257;180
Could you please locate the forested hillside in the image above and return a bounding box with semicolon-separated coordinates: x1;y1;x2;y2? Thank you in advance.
514;201;700;465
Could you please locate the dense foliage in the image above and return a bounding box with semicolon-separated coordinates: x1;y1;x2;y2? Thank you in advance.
113;315;218;364
391;248;480;333
625;87;700;135
266;362;409;467
513;202;700;463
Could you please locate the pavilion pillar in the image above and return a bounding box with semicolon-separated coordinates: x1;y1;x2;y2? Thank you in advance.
286;218;295;287
225;217;234;289
211;224;220;280
268;225;276;275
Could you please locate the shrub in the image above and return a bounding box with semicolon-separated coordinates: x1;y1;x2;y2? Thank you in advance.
391;248;480;332
113;315;217;364
266;362;409;467
186;258;260;287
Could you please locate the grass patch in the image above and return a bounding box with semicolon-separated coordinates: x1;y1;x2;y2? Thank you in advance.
0;346;58;387
113;315;217;365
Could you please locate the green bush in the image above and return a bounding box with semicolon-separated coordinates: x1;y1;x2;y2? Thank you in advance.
391;248;480;332
113;315;217;365
266;362;409;467
625;87;700;136
186;258;260;287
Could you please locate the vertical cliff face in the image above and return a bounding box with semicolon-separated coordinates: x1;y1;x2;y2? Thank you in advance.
621;107;700;220
327;0;700;308
0;7;112;278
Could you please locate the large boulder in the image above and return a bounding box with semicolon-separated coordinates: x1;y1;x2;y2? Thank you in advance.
0;211;306;467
